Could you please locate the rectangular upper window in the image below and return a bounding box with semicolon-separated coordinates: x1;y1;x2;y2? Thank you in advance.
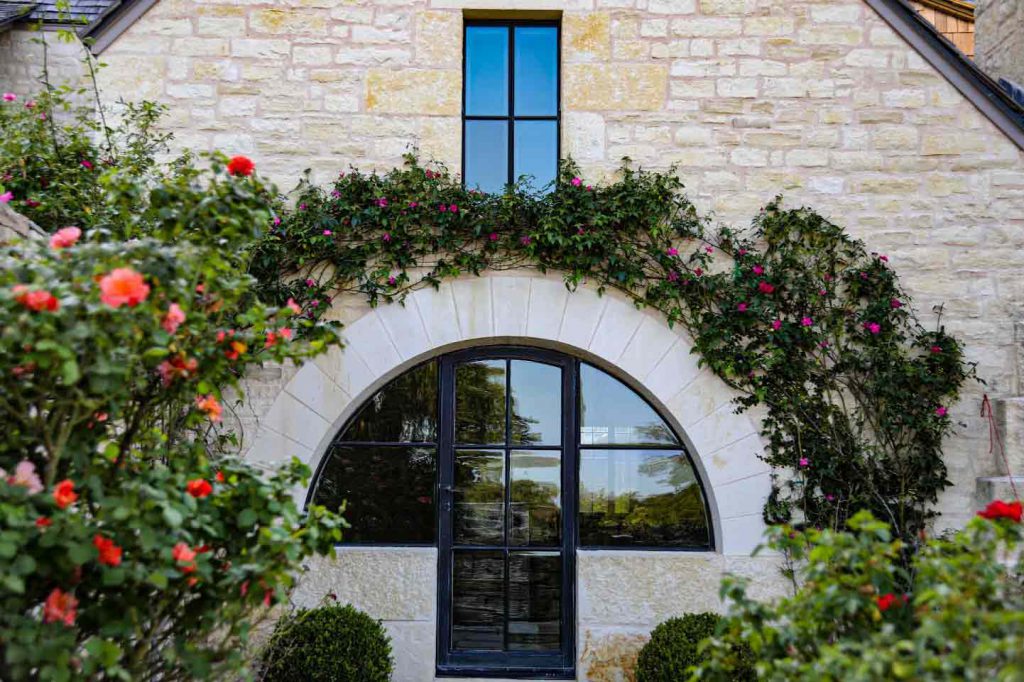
463;19;560;194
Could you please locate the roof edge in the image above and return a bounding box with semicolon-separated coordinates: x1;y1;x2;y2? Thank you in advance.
80;0;155;54
865;0;1024;151
912;0;974;22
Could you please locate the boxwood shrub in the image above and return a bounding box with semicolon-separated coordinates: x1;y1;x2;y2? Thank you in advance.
636;612;754;682
261;603;393;682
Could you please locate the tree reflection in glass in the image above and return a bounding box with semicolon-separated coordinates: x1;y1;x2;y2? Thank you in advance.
454;450;505;545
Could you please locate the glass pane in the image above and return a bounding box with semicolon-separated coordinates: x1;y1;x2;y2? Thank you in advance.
455;450;505;545
510;451;561;546
312;446;435;543
514;26;558;116
465;26;509;116
342;360;437;442
579;449;709;547
510;360;561;445
465;120;509;194
580;364;678;446
455;359;507;445
513;120;557;193
452;550;505;651
508;552;561;651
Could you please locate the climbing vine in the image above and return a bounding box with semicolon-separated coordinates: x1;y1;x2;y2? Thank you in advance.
252;155;974;548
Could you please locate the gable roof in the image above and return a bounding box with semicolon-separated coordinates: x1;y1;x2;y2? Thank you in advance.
0;0;108;26
0;2;36;30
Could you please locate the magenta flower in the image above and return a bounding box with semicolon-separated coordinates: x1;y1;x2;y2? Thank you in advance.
818;289;827;296
408;201;418;208
878;254;889;262
322;229;332;236
738;248;748;256
80;160;93;170
801;317;813;327
387;275;396;286
577;227;585;235
489;232;499;242
305;278;316;287
449;203;458;213
737;302;747;312
571;177;582;187
330;189;341;198
439;203;447;212
825;494;835;502
0;191;12;204
758;281;775;294
891;299;902;309
24;100;35;109
935;406;947;417
819;341;829;348
299;203;307;211
375;197;388;208
771;319;782;331
382;233;391;242
865;322;881;335
586;185;593;191
520;235;531;246
693;267;703;277
752;264;764;275
272;216;281;226
2;92;15;102
667;271;679;282
799;457;809;468
666;247;679;256
930;345;942;354
705;246;713;254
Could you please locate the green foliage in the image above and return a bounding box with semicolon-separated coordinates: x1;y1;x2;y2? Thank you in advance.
636;612;754;682
260;603;393;682
254;155;974;547
696;511;1024;681
0;77;345;679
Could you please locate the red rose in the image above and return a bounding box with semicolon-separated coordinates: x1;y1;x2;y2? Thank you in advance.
757;280;775;295
92;534;123;567
43;588;78;626
876;593;898;612
186;478;213;498
226;155;255;177
35;516;52;528
978;499;1022;523
13;285;59;312
53;479;77;509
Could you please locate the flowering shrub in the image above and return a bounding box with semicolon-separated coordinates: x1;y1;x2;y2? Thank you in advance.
0;158;344;679
253;156;973;546
695;506;1024;681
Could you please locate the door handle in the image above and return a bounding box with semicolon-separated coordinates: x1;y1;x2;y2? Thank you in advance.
439;483;454;493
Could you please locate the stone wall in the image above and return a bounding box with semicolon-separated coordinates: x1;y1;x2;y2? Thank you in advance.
0;29;88;100
975;0;1024;86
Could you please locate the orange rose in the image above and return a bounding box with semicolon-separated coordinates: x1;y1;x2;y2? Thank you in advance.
99;268;150;308
53;479;77;509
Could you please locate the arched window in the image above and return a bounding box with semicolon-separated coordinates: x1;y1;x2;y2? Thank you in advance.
309;346;712;676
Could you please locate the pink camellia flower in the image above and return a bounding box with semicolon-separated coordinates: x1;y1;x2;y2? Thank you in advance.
693;267;703;277
375;197;388;208
489;232;499;242
819;289;827;296
667;271;679;282
50;226;82;249
99;268;150;308
771;319;782;331
935;406;948;417
24;100;35;109
387;275;396;286
801;317;813;327
438;203;447;212
286;298;301;315
819;341;829;348
2;92;15;102
80;160;93;170
752;264;764;275
705;246;714;254
577;227;585;235
586;185;593;191
13;286;59;312
799;457;809;467
865;322;881;335
520;235;531;246
161;303;186;335
930;345;942;354
272;216;281;226
878;254;889;262
322;229;332;236
666;247;679;256
408;201;418;208
738;248;748;256
571;177;582;187
382;233;391;242
891;299;902;309
758;281;775;294
305;278;316;287
0;191;12;204
7;460;44;494
737;302;748;312
449;204;459;213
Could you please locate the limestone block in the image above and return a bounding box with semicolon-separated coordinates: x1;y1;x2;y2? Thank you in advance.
578;626;650;682
526;276;571;340
564;12;611;61
415;11;461;67
365;69;460;115
385;621;435;682
294;549;436;621
564;64;667;111
250;8;328;35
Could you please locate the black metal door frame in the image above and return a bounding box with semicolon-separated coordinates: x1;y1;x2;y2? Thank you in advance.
436;346;577;679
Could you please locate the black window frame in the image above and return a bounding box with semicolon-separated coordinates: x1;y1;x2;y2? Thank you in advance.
461;18;562;193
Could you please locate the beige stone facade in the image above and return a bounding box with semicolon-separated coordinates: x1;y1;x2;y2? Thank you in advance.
3;0;1024;679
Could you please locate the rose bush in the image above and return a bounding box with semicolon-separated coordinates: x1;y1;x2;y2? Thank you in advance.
695;504;1024;681
1;86;344;677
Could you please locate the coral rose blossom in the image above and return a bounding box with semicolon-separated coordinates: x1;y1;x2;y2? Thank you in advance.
186;478;213;498
99;268;150;308
92;534;123;567
226;155;255;177
172;542;198;574
49;226;81;249
195;394;222;422
978;499;1022;523
161;303;186;334
13;285;59;312
53;479;77;509
43;588;78;626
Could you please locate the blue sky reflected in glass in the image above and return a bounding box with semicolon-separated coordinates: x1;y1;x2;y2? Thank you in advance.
465;120;508;194
514;120;557;192
466;26;509;116
514;26;558;116
579;363;678;446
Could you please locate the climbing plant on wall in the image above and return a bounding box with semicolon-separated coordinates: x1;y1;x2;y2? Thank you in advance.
252;155;975;549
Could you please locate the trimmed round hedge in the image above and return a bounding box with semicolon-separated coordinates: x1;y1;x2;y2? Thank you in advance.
636;612;754;682
261;603;393;682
